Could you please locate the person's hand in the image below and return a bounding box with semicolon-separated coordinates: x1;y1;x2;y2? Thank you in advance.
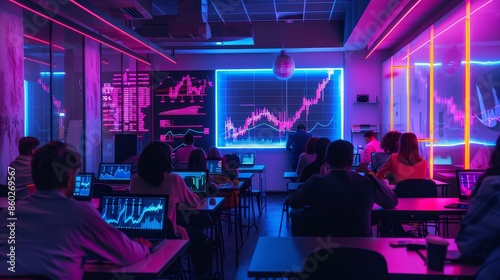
134;238;152;250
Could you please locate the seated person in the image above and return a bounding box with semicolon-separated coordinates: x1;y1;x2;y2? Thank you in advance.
206;146;223;160
0;141;150;279
287;140;398;236
361;130;382;164
221;153;240;181
187;148;218;196
296;137;319;178
372;131;401;184
298;138;331;182
130;141;211;276
174;133;198;164
376;132;428;183
456;135;500;279
7;136;40;199
470;145;495;169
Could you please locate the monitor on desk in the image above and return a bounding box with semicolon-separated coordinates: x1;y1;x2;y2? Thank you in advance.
455;169;485;201
207;159;223;175
73;173;94;201
98;163;133;184
236;153;255;167
171;170;208;196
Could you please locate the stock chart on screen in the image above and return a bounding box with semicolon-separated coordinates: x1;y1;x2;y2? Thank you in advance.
215;68;344;148
100;196;166;230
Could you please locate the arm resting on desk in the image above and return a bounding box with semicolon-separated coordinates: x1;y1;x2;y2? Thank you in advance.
456;177;500;257
369;174;398;209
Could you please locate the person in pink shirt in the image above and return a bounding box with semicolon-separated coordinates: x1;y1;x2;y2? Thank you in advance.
376;132;428;183
360;130;382;164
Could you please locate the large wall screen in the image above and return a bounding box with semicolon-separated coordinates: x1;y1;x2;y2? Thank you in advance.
216;68;344;148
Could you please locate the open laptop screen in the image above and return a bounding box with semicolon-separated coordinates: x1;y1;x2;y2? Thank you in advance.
73;173;94;201
98;163;133;184
99;194;168;239
207;159;223;175
352;154;361;167
171;170;208;194
236;153;255;166
456;169;484;200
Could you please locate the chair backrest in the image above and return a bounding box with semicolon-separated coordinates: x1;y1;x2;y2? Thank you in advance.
301;212;368;237
395;179;437;198
92;183;114;198
303;247;388;280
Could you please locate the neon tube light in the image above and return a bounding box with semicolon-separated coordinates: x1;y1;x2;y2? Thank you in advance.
24;34;64;50
390;57;394;130
69;0;176;64
10;0;151;65
24;80;28;136
366;0;422;58
406;45;411;132
402;0;492;60
429;26;435;179
24;57;55;67
464;0;471;169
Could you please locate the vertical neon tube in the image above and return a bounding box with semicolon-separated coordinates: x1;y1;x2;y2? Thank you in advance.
390;57;394;131
406;45;411;132
429;26;435;179
24;80;28;136
464;0;471;169
340;69;345;139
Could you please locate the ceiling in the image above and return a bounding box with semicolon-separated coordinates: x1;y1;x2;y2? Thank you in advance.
19;0;465;60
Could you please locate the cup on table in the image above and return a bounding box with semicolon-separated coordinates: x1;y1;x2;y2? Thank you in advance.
426;235;449;271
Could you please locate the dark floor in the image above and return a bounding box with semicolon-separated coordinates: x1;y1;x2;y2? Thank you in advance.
192;194;461;280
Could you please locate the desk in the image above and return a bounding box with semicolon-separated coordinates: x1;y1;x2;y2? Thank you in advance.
178;197;225;275
284;171;298;181
388;179;450;197
84;239;189;279
238;165;266;214
248;237;478;279
373;198;468;237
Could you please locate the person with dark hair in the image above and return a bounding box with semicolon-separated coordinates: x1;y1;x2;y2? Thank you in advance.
287;140;398;236
130;142;212;276
222;153;240;181
298;137;331;182
206;146;223;160
131;141;200;237
375;132;428;183
7;136;40;199
0;141;150;279
456;135;500;279
372;131;402;181
174;133;198;163
361;130;382;163
296;137;319;177
188;148;217;186
286;124;313;171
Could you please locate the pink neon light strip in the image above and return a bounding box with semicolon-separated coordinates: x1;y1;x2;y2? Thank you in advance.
24;56;56;67
401;0;492;60
24;34;65;50
10;0;151;65
366;0;422;58
69;0;175;64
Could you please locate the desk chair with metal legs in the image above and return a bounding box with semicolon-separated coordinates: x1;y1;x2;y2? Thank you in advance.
278;182;302;236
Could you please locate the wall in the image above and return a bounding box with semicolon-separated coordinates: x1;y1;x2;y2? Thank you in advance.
151;50;383;191
0;2;24;184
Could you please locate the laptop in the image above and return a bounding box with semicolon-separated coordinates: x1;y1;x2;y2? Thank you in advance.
171;170;208;198
99;194;169;253
236;153;255;167
73;173;94;201
207;159;223;175
98;163;133;185
352;153;361;168
434;153;453;165
445;169;485;208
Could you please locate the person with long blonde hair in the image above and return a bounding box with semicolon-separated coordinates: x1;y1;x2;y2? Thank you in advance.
375;132;428;183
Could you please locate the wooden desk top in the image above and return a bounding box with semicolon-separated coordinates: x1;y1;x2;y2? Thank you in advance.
84;239;189;279
248;237;478;278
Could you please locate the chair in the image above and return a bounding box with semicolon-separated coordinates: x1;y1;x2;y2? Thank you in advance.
301;247;388;280
393;179;440;236
278;182;303;237
92;183;114;198
300;212;368;237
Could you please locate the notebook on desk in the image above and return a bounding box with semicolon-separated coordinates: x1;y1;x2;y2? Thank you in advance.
99;194;169;253
171;170;208;198
236;153;255;167
97;163;133;186
73;173;94;201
